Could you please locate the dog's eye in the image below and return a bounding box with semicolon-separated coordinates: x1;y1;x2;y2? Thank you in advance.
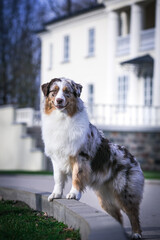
64;89;69;94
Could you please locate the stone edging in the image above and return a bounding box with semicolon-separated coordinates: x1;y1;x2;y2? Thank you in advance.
145;179;160;185
0;186;127;240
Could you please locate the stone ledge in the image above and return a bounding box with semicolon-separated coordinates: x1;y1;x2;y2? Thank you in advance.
0;186;127;240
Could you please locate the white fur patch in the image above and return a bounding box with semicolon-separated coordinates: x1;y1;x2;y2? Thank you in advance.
132;233;142;239
66;186;81;200
42;107;89;173
54;81;66;105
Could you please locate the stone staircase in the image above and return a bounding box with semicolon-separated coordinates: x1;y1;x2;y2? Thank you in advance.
26;126;52;171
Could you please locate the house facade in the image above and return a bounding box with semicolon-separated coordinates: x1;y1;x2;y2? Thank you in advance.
38;0;160;127
8;0;159;170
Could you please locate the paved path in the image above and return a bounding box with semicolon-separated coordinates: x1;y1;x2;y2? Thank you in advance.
0;174;160;240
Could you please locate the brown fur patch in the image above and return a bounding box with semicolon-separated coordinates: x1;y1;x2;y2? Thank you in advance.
51;85;59;92
72;161;90;191
66;96;78;117
69;156;76;170
63;86;69;93
116;190;142;234
44;97;56;115
96;189;123;224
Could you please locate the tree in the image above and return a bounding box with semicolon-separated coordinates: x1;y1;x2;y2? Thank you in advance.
0;0;47;109
0;0;99;108
47;0;98;17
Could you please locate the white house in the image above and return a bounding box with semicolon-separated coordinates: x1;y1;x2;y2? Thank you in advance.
6;0;159;170
37;0;160;127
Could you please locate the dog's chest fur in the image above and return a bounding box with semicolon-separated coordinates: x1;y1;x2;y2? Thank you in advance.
42;108;89;172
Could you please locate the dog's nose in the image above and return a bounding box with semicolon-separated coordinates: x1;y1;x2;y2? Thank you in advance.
56;98;63;104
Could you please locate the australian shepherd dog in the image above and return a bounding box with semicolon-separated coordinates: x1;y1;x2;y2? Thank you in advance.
41;77;144;239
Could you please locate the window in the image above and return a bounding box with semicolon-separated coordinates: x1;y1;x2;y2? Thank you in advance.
88;84;94;116
88;28;95;56
118;9;131;36
118;76;129;108
144;76;152;106
48;43;53;70
63;35;70;62
143;1;155;30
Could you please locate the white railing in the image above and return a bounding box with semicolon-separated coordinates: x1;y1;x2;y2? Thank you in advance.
140;28;155;51
116;35;130;56
87;104;160;127
116;28;155;56
15;108;41;127
15;105;160;127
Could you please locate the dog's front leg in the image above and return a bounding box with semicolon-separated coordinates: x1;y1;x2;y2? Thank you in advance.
48;163;66;202
66;161;82;200
66;159;89;201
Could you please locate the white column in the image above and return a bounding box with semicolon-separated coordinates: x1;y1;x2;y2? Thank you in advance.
120;12;128;36
128;4;143;105
153;0;160;106
106;11;119;104
130;3;143;56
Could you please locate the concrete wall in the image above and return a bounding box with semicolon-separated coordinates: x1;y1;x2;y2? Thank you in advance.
0;106;44;171
103;127;160;170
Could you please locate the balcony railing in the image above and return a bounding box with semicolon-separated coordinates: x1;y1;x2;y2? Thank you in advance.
116;28;155;56
116;35;130;56
15;105;160;128
140;28;155;52
87;104;160;127
15;108;41;127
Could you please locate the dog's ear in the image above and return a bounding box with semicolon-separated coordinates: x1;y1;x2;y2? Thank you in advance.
75;83;83;97
41;82;49;96
41;78;61;96
72;82;83;97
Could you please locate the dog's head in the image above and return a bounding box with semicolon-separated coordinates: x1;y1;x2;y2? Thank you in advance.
41;78;82;116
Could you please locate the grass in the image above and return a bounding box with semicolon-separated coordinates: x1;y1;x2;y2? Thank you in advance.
143;171;160;180
0;170;160;179
0;200;80;240
0;170;52;175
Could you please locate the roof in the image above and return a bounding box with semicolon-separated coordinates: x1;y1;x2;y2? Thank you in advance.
36;3;105;34
121;54;154;65
120;54;154;77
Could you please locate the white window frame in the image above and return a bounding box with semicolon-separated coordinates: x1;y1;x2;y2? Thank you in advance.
144;76;152;106
63;35;70;62
88;83;94;116
48;43;53;70
88;28;95;56
118;75;129;110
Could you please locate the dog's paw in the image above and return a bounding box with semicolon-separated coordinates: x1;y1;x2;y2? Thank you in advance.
132;233;142;239
66;192;81;200
66;189;81;201
48;193;62;202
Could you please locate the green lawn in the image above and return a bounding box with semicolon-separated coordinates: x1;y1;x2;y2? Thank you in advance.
143;171;160;180
0;170;53;175
0;200;80;240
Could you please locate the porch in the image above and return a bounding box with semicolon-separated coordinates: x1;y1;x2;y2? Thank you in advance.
15;105;160;128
